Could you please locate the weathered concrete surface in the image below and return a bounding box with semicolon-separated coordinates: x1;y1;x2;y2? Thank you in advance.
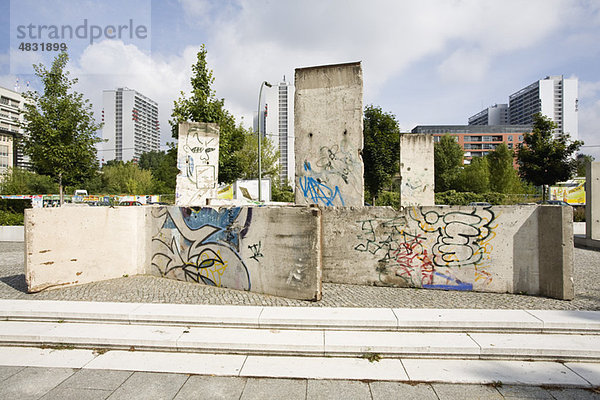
322;206;573;300
399;134;434;207
176;122;219;206
150;206;322;301
25;207;150;292
294;62;364;207
0;226;24;242
538;206;574;300
586;162;600;240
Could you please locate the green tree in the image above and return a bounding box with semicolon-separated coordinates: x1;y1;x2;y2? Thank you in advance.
138;147;178;193
234;130;280;181
363;105;400;201
101;162;153;195
20;52;102;204
574;153;595;177
517;113;582;200
457;157;489;193
434;134;464;192
0;168;58;194
170;45;245;183
488;143;521;193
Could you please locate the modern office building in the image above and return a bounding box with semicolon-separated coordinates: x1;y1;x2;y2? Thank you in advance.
468;103;509;126
508;75;578;139
102;87;159;163
0;86;29;170
469;76;578;139
411;125;532;165
254;77;295;185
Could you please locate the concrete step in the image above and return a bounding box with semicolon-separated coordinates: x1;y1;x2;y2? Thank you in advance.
1;319;600;362
1;299;600;334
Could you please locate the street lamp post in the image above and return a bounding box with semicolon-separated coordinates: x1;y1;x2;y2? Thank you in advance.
258;81;272;202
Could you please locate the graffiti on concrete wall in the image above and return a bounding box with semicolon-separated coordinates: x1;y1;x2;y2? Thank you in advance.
176;123;219;206
152;207;251;290
354;207;497;290
298;144;360;206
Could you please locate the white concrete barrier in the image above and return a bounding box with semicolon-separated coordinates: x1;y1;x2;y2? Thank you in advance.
0;226;24;242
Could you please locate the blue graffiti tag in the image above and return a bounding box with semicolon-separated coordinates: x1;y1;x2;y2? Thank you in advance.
298;162;345;206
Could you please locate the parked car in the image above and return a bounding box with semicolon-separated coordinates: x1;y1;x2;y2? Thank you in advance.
468;202;491;206
539;200;571;206
118;201;142;206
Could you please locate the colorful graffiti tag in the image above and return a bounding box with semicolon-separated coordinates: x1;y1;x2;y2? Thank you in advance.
298;144;360;206
152;207;251;290
354;207;497;290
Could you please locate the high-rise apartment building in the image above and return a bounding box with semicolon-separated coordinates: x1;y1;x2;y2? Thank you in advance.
102;87;159;163
0;86;29;171
509;75;578;139
254;78;295;185
469;76;578;140
468;104;509;126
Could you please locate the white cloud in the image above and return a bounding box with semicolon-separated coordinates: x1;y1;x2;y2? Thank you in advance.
580;80;600;100
579;98;600;160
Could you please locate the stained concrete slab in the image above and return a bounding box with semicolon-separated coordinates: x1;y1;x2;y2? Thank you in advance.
307;379;371;399
174;375;247;400
0;365;25;381
241;355;407;381
0;366;76;400
258;306;398;330
40;387;113;400
547;388;600;400
565;363;600;386
401;359;590;386
57;368;133;390
84;350;246;376
0;346;96;368
369;381;439;400
240;377;306;400
105;371;187;400
177;326;324;355
323;330;480;356
496;384;555;399
431;383;503;399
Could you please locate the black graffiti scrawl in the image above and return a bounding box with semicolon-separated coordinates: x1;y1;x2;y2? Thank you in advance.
151;206;252;290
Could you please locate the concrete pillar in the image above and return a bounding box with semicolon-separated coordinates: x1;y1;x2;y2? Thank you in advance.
294;62;364;207
399;134;434;207
586;162;600;240
176;122;219;206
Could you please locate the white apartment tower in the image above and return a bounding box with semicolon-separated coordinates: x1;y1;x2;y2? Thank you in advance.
102;87;159;163
468;104;509;126
255;77;295;185
0;86;29;171
509;75;578;139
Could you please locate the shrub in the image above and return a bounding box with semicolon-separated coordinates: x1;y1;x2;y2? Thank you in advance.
0;210;24;226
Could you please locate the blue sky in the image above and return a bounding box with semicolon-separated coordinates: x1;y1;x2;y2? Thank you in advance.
1;0;600;157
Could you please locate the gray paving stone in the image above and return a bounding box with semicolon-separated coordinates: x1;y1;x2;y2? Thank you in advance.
40;387;112;400
173;375;247;400
306;379;371;400
0;366;76;400
369;381;438;400
497;384;554;399
432;383;503;400
106;371;188;400
59;368;133;390
0;365;26;382
240;377;306;400
547;387;600;399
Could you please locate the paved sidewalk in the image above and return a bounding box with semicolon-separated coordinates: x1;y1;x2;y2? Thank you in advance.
1;242;599;310
1;365;599;400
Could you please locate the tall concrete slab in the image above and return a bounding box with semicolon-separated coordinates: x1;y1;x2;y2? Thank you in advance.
399;134;434;207
586;162;600;240
294;62;364;207
322;205;573;300
150;205;322;300
176;122;219;206
25;207;150;292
